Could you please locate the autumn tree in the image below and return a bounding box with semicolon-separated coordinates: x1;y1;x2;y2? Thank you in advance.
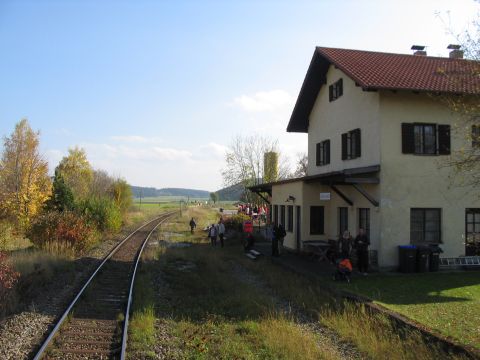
110;178;133;215
56;147;93;200
222;135;290;202
436;9;480;189
293;152;308;178
0;119;51;227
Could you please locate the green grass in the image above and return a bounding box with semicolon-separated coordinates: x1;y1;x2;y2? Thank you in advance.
128;207;339;360
332;271;480;349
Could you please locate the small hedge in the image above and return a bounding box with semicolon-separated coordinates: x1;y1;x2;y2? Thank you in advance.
28;211;98;254
224;213;251;231
78;197;122;233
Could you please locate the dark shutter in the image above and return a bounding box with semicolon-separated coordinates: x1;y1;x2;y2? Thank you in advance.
401;123;415;154
341;133;347;160
438;125;451;155
316;143;321;166
329;85;333;102
354;128;361;157
325;140;330;164
338;79;343;97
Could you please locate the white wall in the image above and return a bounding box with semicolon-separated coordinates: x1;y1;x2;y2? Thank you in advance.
307;66;381;176
378;91;480;266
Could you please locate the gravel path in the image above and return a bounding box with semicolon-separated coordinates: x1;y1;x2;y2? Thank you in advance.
0;224;150;360
229;261;368;360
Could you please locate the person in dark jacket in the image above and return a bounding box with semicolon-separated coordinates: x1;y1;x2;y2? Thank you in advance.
354;228;370;275
339;230;352;259
189;218;196;234
273;223;286;256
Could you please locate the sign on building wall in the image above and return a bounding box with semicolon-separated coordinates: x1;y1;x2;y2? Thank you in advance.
320;192;331;201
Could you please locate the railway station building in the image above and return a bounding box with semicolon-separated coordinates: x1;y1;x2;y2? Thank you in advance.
250;46;480;268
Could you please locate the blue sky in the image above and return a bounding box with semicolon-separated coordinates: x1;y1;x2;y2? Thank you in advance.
0;0;478;191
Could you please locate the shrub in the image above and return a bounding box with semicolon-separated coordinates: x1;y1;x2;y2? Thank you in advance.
28;211;98;255
224;213;251;231
78;197;122;233
0;252;20;316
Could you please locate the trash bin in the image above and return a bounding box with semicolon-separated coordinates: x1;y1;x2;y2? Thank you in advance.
416;246;430;273
398;245;417;273
429;245;443;272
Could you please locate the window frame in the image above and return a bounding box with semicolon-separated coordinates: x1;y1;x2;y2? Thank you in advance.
328;78;343;102
472;125;480;148
280;205;286;227
338;207;348;236
310;206;325;235
410;208;442;244
414;123;437;155
287;205;294;232
342;128;361;160
358;208;370;238
316;139;330;166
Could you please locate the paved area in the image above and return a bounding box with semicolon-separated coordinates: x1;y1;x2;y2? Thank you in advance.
253;241;336;276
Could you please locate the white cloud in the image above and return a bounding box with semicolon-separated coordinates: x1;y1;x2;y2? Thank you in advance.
152;147;192;161
233;89;294;112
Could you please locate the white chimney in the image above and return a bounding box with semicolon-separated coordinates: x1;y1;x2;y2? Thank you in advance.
447;44;464;59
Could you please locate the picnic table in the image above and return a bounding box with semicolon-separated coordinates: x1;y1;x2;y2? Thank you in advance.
303;240;333;262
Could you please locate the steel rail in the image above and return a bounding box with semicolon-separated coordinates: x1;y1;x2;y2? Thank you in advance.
33;211;176;360
120;211;175;360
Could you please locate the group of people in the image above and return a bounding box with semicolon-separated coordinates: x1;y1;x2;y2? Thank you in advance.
238;203;269;222
207;218;226;247
265;222;286;257
338;228;370;275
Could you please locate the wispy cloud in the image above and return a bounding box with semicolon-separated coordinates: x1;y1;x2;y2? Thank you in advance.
232;89;294;112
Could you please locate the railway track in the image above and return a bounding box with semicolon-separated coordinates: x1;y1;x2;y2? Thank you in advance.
33;211;176;360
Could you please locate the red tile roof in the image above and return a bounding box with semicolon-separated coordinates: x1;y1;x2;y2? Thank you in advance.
287;47;480;133
317;47;480;94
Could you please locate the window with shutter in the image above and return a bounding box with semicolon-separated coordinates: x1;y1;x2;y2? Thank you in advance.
316;140;330;166
472;125;480;148
438;125;451;155
402;123;415;154
329;79;343;102
402;123;450;155
341;129;361;160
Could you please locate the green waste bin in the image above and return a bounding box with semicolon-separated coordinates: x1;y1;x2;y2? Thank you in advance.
398;245;417;273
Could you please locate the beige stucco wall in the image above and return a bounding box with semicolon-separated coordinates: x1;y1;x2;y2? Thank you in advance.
307;66;381;176
272;180;380;253
378;91;480;266
271;181;303;249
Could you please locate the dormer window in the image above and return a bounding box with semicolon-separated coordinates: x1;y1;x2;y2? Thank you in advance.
329;79;343;102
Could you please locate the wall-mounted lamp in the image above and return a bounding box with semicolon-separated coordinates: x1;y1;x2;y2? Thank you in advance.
285;195;296;203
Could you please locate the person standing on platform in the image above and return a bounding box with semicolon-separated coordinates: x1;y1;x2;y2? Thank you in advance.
354;228;370;275
218;219;225;248
208;224;218;247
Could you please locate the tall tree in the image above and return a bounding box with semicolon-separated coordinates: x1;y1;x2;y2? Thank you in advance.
45;169;75;212
56;147;93;200
0;119;51;227
110;178;133;215
438;10;480;189
221;135;290;203
210;192;218;204
293;152;308;178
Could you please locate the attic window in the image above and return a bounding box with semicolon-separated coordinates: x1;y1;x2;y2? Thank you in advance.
329;79;343;102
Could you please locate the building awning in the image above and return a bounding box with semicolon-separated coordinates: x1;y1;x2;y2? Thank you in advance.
248;165;381;206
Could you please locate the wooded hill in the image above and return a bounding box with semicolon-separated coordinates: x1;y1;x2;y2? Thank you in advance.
131;186;210;199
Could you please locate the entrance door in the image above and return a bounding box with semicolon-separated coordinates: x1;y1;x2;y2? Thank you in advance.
466;208;480;256
338;207;348;236
296;206;301;251
358;208;370;237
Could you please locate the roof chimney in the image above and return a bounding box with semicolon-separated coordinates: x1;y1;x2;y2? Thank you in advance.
447;44;464;59
411;45;427;56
